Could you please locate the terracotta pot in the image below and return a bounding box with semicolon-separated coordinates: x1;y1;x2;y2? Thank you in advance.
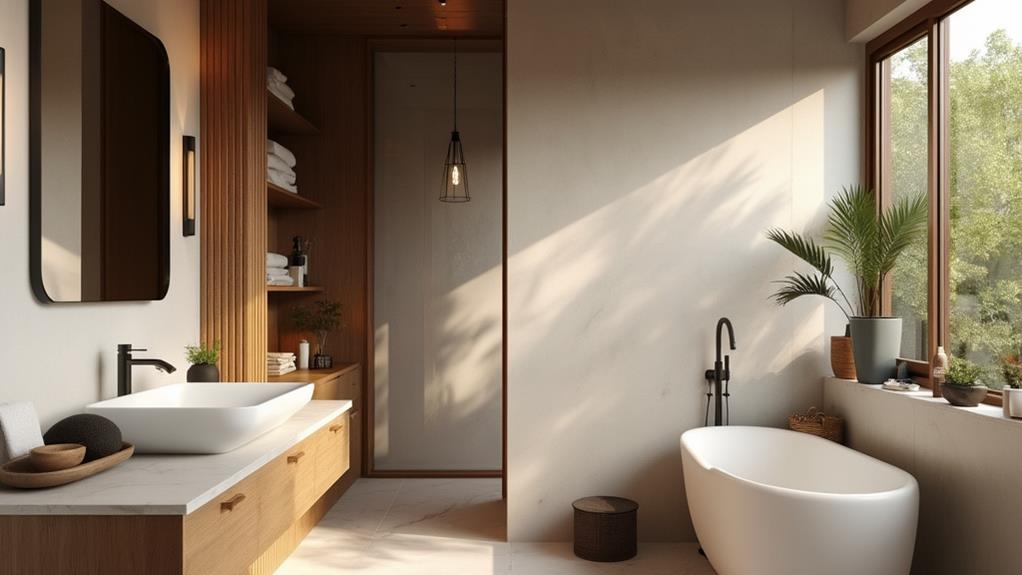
830;336;857;380
941;383;988;407
1003;387;1022;419
186;363;220;383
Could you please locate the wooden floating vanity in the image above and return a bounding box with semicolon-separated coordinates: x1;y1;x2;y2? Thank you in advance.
0;400;353;575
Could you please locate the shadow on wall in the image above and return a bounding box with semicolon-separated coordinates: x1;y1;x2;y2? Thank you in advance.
505;0;861;541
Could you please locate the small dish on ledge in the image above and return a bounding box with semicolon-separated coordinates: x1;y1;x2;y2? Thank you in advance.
29;443;86;472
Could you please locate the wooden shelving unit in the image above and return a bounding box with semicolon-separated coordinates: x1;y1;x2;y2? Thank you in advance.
267;181;322;210
267;285;324;293
268;91;319;135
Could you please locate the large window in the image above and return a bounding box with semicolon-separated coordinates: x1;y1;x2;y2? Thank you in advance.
870;0;1022;395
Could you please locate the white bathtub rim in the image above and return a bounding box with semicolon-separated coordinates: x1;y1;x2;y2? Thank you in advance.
681;426;919;501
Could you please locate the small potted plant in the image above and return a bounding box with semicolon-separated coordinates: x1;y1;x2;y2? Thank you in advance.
185;341;221;382
1001;356;1022;419
941;356;988;407
292;300;342;369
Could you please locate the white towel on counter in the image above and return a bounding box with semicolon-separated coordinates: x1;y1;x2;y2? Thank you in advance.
267;252;289;268
267;167;296;187
267;140;297;167
268;66;288;84
268;365;297;376
267;266;289;278
0;402;44;463
268;276;295;287
268;153;294;175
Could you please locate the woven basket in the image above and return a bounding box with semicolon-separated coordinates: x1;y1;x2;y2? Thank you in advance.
789;407;844;444
830;336;857;380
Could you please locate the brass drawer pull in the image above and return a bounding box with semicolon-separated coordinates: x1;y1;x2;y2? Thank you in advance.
329;424;343;433
220;493;246;512
287;451;306;464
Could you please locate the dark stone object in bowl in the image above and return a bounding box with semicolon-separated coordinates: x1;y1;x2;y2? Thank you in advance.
187;363;220;382
43;414;123;462
941;383;989;407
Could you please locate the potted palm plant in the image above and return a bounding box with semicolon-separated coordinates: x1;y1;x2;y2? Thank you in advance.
767;185;927;384
941;356;988;407
185;341;221;382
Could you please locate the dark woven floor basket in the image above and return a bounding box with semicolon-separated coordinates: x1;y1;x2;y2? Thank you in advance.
572;496;638;562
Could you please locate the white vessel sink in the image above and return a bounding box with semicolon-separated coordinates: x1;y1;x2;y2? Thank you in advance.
86;383;314;454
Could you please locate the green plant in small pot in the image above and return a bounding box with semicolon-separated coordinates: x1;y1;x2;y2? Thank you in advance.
185;341;221;382
767;185;928;384
1001;356;1022;419
292;300;342;369
941;356;988;407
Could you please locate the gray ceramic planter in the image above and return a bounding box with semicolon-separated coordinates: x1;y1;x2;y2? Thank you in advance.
941;383;988;407
849;317;902;384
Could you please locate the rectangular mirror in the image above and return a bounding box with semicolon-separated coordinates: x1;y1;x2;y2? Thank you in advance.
30;0;170;302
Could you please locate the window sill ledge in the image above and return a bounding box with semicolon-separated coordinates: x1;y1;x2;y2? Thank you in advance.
824;377;1020;429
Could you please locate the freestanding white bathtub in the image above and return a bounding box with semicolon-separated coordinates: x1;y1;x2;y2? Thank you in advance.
681;426;918;575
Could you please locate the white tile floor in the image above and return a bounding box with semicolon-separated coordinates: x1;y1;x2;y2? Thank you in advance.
276;478;717;574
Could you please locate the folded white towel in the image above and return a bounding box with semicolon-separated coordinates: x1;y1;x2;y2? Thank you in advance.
267;266;289;278
268;82;295;109
268;352;296;359
0;402;44;463
268;66;288;84
268;276;295;287
268;153;295;175
267;252;289;268
268;365;297;376
268;77;296;100
267;140;297;167
269;167;297;186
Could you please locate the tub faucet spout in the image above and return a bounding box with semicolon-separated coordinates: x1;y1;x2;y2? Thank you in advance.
703;317;736;426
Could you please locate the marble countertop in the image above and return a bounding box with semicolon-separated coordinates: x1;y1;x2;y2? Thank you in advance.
0;400;352;516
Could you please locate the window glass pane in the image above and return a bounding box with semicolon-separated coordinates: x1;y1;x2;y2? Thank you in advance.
948;0;1022;389
885;37;930;361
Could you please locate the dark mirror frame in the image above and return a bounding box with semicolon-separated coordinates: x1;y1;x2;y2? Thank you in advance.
28;0;171;303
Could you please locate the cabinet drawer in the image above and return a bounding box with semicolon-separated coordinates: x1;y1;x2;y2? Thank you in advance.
314;412;350;496
256;437;316;549
184;473;261;575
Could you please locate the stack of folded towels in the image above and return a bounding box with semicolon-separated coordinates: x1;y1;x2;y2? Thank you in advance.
268;67;296;109
268;139;298;194
267;352;296;376
267;252;293;287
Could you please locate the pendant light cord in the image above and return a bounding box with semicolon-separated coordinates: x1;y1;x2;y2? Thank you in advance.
453;37;458;131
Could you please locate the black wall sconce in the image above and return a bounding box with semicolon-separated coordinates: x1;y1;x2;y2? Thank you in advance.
182;135;195;236
1;47;6;206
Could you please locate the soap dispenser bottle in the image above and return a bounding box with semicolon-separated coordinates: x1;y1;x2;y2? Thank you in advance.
932;346;948;392
290;236;306;288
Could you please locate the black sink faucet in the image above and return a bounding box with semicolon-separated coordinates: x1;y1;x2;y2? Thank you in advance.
703;318;736;426
117;344;177;396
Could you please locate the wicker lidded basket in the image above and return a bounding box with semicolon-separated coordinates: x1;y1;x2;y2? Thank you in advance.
789;407;844;444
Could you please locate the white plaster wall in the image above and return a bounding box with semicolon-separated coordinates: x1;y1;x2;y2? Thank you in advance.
846;0;932;42
824;378;1022;574
507;0;862;541
373;52;503;470
0;0;200;427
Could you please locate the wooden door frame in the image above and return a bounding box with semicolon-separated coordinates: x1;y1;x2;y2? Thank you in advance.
362;36;507;484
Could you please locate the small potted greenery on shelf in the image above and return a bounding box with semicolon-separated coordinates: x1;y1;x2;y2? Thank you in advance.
185;341;221;382
292;299;342;369
1001;356;1022;419
941;356;988;407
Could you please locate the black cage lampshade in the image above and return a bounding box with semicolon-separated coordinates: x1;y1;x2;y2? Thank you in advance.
440;131;469;203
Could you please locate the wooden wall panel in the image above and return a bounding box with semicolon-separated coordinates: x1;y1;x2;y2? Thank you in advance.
271;37;369;372
200;0;268;381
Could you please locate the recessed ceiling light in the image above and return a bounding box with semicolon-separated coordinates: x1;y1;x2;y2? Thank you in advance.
439;0;447;6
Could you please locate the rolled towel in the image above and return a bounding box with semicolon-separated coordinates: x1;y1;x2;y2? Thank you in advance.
267;266;289;278
268;83;294;109
267;252;289;268
269;168;297;187
268;153;294;175
268;78;296;101
267;140;297;167
268;276;295;287
0;402;44;463
268;66;288;84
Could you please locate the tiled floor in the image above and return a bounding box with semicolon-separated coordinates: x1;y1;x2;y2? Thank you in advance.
276;478;717;574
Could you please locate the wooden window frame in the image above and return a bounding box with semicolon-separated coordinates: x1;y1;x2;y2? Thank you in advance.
866;0;1003;406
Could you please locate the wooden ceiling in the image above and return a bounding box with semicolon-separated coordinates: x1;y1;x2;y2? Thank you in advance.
268;0;504;37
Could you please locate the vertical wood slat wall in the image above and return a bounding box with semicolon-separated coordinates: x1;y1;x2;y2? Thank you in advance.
200;0;268;381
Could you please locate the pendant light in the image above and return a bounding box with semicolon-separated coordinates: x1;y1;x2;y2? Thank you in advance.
440;38;469;203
